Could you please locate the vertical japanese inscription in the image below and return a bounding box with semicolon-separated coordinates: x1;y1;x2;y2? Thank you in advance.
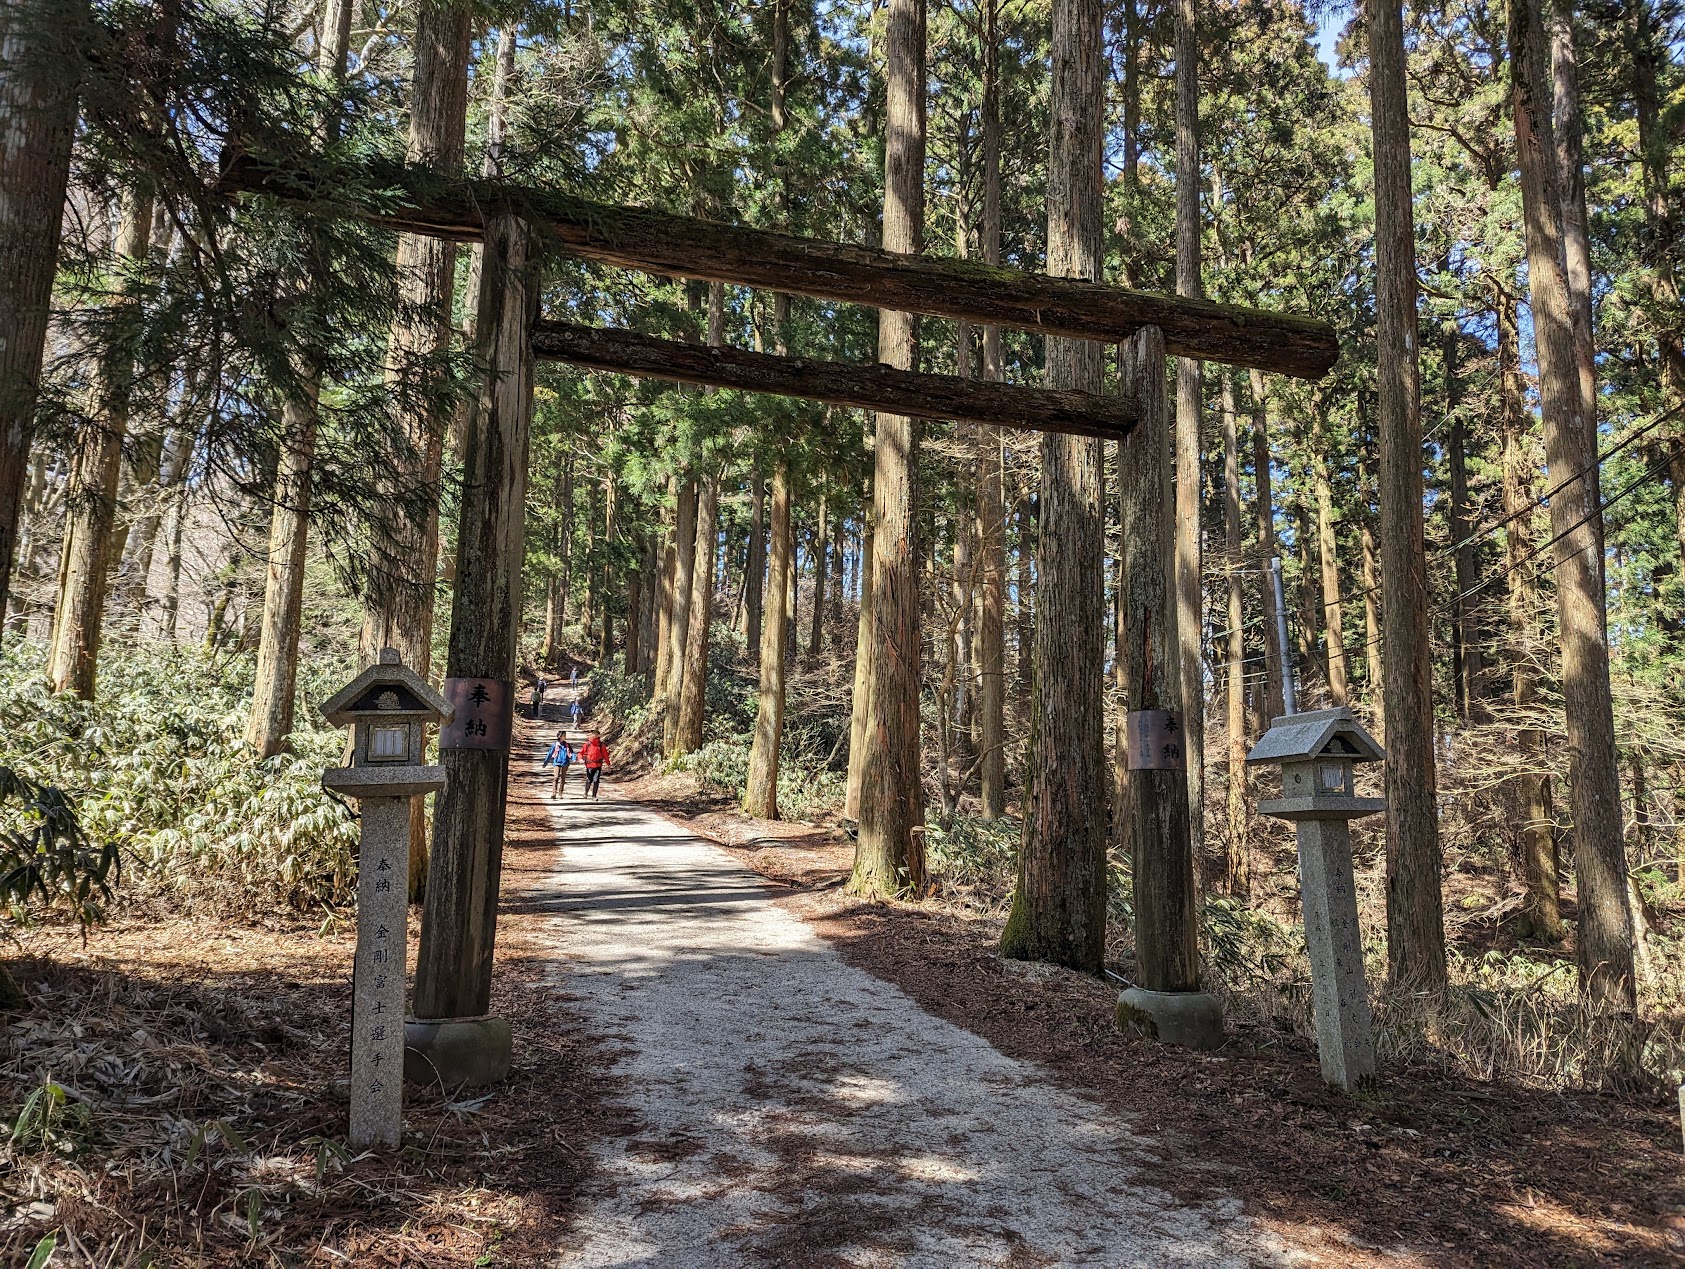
349;798;411;1147
439;678;514;749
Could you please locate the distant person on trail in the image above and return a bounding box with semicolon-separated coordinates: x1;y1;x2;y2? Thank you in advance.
541;730;573;798
579;730;609;800
569;666;579;687
533;675;549;718
570;697;583;728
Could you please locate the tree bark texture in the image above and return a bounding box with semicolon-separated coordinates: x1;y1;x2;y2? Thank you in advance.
845;480;874;822
413;214;533;1022
674;471;719;756
359;0;471;673
1496;284;1561;940
1312;411;1349;705
1249;369;1283;720
0;0;84;622
1547;0;1598;516
1121;327;1199;993
745;466;765;658
1172;0;1205;867
243;384;320;757
850;0;926;898
661;479;699;754
242;0;355;758
808;492;829;657
1370;0;1448;992
745;458;793;819
1511;0;1634;1006
50;190;154;697
976;8;1007;818
1001;0;1106;970
1222;374;1249;897
223;157;1341;381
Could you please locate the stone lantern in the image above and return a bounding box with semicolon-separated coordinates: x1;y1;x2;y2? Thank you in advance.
1247;707;1383;1090
320;649;453;1148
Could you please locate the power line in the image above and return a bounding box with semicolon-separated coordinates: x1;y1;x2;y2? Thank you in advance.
1206;398;1685;645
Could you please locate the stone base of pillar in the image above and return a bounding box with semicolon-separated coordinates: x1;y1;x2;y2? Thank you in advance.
1116;987;1225;1050
404;1016;512;1087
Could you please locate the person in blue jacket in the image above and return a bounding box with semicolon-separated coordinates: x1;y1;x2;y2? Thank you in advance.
541;730;574;799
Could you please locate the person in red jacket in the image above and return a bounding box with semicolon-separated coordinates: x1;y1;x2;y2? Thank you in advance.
579;730;610;800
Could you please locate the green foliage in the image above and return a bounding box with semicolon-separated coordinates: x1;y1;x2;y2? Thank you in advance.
10;1081;94;1157
666;736;846;823
0;642;358;916
0;766;116;933
924;815;1019;913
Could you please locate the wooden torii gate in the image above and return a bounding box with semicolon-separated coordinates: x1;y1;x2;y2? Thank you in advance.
224;156;1336;1080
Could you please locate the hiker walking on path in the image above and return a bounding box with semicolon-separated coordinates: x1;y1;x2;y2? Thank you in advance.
541;730;574;799
570;697;583;728
532;675;549;718
579;730;610;800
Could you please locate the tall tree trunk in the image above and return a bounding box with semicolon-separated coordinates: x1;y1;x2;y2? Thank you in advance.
1121;325;1199;992
1370;0;1447;992
243;383;320;756
244;1;354;756
976;0;1006;819
414;213;534;1022
1172;0;1206;862
624;536;643;674
50;189;155;697
1547;0;1598;520
661;478;698;753
746;458;793;818
1627;2;1685;576
1312;408;1349;705
674;281;724;754
359;0;470;901
158;431;198;644
845;464;874;820
1446;329;1479;719
540;453;572;665
597;469;618;664
359;0;472;673
850;0;926;899
1222;373;1248;897
808;491;828;657
1358;457;1384;722
0;0;85;622
1248;369;1283;720
1510;0;1635;1005
745;465;765;656
1001;0;1105;969
674;471;718;755
1496;283;1560;940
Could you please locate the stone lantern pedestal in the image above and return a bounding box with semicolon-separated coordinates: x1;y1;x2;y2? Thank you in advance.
1248;707;1385;1091
320;649;453;1148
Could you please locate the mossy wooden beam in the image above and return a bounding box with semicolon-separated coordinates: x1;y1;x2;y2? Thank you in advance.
530;320;1138;440
221;154;1339;380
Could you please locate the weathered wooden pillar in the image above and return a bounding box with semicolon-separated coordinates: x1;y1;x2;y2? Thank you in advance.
1115;326;1222;1049
407;213;534;1085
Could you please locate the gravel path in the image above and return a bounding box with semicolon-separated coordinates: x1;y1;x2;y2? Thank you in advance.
538;781;1295;1267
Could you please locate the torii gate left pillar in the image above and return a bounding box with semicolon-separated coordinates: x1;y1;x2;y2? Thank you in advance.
405;213;535;1086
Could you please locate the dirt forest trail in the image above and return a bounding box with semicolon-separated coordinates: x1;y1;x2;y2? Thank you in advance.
518;695;1296;1267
